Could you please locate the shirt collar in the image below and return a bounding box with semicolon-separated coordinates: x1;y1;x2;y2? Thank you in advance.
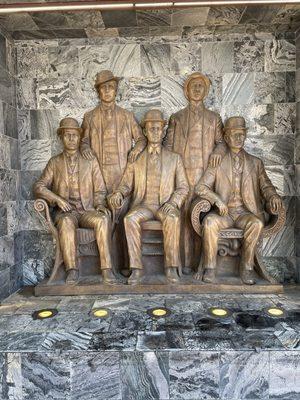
189;102;205;114
100;102;116;112
64;151;79;163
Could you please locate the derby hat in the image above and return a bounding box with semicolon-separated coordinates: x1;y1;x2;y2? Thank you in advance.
57;117;82;136
224;116;247;131
141;109;167;128
94;70;120;89
184;72;211;100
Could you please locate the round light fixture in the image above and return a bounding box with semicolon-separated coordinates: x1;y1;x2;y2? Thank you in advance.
92;308;109;318
147;307;171;318
266;307;284;317
209;307;230;318
32;309;58;320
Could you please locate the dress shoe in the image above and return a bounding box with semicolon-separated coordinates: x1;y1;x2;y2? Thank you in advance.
102;269;118;285
66;269;79;285
128;269;144;285
203;269;216;284
241;269;256;285
166;267;180;283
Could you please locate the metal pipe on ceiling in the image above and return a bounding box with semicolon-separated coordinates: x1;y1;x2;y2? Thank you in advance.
0;0;299;14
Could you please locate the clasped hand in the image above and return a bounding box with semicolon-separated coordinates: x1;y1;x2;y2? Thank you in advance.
109;192;124;209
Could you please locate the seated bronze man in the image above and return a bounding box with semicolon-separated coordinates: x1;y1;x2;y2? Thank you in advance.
34;117;117;285
195;116;283;285
110;110;189;285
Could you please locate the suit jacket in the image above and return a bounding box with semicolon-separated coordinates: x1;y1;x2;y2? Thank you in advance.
164;105;226;177
34;152;107;210
81;104;146;174
117;147;189;210
195;149;278;221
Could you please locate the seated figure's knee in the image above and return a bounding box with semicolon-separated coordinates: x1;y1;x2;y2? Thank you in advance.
93;214;109;229
57;215;76;231
124;212;137;228
203;214;219;229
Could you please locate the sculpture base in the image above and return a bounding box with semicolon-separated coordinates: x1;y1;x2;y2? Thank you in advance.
35;275;283;296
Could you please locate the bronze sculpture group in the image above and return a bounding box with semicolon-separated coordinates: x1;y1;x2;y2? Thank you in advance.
34;70;285;291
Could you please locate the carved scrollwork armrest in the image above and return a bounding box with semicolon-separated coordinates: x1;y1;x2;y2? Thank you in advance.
34;199;58;239
191;198;212;236
262;205;286;239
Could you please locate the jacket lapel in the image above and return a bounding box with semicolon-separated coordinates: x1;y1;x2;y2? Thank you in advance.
160;148;170;204
137;150;147;201
178;106;189;138
242;151;254;188
220;152;232;186
116;105;125;136
79;155;89;192
61;153;69;187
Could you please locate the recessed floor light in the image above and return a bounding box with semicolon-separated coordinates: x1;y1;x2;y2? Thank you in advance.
32;309;58;320
209;307;230;318
266;307;285;317
147;307;171;318
92;308;109;318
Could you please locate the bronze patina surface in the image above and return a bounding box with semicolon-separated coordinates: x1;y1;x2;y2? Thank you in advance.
33;71;285;295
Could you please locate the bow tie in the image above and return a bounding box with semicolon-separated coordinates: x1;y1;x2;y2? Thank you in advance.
148;145;161;155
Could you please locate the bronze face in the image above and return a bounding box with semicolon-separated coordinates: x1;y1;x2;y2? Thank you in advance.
187;78;206;102
224;128;246;151
97;80;118;103
144;121;165;144
60;129;81;152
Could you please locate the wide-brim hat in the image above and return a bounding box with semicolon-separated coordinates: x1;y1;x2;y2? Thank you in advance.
183;72;211;100
94;70;120;89
57;117;82;136
141;109;167;128
224;116;248;132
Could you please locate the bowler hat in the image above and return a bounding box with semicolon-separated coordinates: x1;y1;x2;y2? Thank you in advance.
94;70;120;89
141;109;167;128
184;72;211;100
57;117;82;136
224;116;247;131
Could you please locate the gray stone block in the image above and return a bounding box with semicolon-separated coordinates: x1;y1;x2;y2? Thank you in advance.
169;351;219;399
120;351;168;400
220;351;269;399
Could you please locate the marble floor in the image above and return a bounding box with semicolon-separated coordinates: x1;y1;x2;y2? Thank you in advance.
0;287;299;400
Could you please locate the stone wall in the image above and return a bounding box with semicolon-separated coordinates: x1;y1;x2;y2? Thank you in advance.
0;27;22;300
7;24;300;288
296;28;300;282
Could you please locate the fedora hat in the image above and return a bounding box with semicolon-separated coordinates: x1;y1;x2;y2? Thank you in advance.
184;72;211;100
141;109;167;128
224;116;247;131
57;117;82;136
94;70;120;89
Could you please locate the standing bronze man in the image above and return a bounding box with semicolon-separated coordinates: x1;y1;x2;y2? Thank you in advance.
80;70;147;272
34;118;117;285
164;72;226;273
80;70;146;192
110;110;189;285
195;117;283;285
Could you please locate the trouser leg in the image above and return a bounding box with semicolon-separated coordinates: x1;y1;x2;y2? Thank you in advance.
156;208;181;268
56;213;78;271
79;211;113;270
182;191;194;268
235;213;264;270
202;212;233;269
124;207;154;270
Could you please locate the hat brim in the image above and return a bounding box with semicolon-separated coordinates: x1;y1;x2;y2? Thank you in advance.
95;76;120;89
57;126;83;136
141;119;167;128
224;127;248;131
